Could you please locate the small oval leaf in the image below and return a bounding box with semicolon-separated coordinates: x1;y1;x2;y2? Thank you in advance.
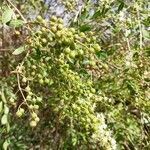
12;46;25;55
1;114;8;125
2;7;14;24
0;101;3;113
3;140;9;150
4;105;9;114
9;19;24;28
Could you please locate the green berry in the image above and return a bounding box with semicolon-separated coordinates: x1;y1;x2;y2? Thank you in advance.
30;120;37;127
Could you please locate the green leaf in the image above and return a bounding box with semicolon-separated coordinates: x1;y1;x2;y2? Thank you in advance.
12;46;25;55
1;114;8;125
118;2;124;12
92;10;101;19
2;7;14;24
79;24;91;32
0;101;3;113
3;140;9;150
4;105;9;114
9;19;24;28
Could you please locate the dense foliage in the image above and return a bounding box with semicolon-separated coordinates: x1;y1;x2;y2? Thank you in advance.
0;0;149;149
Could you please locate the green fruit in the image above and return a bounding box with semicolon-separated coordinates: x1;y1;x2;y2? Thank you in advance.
37;97;42;102
31;71;35;76
16;111;23;117
89;48;95;53
51;26;57;33
41;38;47;44
30;120;37;127
38;74;43;79
22;77;27;83
35;117;40;122
41;27;47;33
16;108;24;117
56;31;62;38
37;30;43;35
36;15;43;22
57;24;63;30
70;28;76;33
9;97;15;103
33;105;39;109
69;51;76;58
57;18;63;24
32;98;37;103
31;112;37;119
29;105;34;109
64;47;71;54
32;65;37;69
80;32;85;37
45;78;49;84
91;88;96;93
78;49;84;55
26;95;32;100
51;16;57;22
89;61;96;66
93;44;101;51
39;79;44;84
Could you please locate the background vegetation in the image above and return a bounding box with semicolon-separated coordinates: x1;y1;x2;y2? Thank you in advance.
0;0;150;149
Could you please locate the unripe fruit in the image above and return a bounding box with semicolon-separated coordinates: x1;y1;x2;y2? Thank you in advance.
36;15;43;22
16;108;24;117
64;47;71;54
9;97;15;103
39;79;44;84
45;78;49;84
20;108;25;113
70;28;76;33
56;31;62;38
80;32;85;37
22;77;27;83
16;110;23;117
38;74;42;79
93;44;101;51
37;30;42;35
29;105;34;109
31;71;35;76
91;88;96;93
37;97;42;102
33;105;39;110
89;61;96;66
26;95;32;100
57;18;63;24
32;65;37;69
31;112;37;119
57;24;63;30
78;49;84;55
32;98;37;103
51;26;57;32
41;38;47;44
69;51;76;58
35;117;40;122
30;120;37;127
89;48;95;53
51;16;57;22
41;27;47;33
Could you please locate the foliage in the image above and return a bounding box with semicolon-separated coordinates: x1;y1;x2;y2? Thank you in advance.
0;0;150;149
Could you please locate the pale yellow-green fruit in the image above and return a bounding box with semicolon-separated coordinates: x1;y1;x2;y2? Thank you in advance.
30;120;37;127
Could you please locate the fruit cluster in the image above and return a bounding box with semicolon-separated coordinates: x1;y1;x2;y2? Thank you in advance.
13;15;115;149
